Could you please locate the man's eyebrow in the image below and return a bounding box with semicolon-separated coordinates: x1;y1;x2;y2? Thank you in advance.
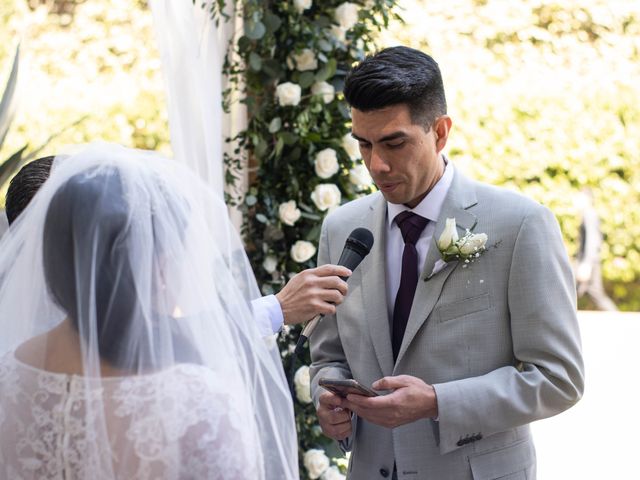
351;131;408;143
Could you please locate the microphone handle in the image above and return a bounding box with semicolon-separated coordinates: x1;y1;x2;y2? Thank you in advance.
301;313;323;338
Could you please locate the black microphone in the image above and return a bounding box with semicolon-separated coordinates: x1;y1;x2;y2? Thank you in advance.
294;228;374;355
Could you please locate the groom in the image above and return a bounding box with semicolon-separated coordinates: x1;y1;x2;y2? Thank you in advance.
310;46;584;479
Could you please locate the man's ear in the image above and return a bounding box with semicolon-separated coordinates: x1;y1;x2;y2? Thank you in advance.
434;116;452;153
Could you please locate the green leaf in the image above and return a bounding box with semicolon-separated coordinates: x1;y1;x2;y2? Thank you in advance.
249;52;262;71
318;39;332;52
299;71;316;88
315;58;337;82
255;138;268;157
280;132;299;145
245;195;258;206
268;117;282;133
263;11;282;32
245;20;266;40
256;213;269;224
0;44;20;147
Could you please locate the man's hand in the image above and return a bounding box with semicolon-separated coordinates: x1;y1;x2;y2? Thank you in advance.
276;264;351;325
317;391;352;441
343;375;438;429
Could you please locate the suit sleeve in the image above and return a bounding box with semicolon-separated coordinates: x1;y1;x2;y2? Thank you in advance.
433;205;585;454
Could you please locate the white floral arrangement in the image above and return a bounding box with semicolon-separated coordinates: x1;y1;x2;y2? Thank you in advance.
437;218;488;265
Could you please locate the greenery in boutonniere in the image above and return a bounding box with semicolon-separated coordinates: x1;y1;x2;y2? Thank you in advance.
437;218;488;265
202;0;402;477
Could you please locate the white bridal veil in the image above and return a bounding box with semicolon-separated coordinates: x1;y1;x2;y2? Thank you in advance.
0;144;298;478
0;0;299;477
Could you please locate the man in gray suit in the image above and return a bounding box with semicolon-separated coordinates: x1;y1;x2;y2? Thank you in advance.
310;46;584;480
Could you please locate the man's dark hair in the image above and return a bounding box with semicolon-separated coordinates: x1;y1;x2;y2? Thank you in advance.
343;46;447;127
5;156;55;225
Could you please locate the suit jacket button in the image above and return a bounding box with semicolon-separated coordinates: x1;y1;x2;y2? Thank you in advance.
379;468;390;477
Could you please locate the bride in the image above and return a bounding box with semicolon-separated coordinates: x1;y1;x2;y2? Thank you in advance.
0;144;298;479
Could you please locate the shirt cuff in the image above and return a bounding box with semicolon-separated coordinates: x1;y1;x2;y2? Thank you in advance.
251;295;284;336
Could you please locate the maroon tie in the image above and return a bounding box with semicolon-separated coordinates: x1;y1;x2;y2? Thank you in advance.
392;211;429;361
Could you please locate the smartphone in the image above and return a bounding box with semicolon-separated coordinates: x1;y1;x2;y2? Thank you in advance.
318;377;379;398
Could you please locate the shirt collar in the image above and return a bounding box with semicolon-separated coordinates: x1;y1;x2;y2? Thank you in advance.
387;156;454;228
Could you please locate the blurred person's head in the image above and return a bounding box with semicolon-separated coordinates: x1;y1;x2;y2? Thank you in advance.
5;156;55;225
343;47;452;208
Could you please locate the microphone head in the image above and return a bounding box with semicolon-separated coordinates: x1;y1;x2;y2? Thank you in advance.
337;228;374;273
345;227;374;257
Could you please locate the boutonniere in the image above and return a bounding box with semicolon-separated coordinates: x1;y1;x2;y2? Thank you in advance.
436;217;488;268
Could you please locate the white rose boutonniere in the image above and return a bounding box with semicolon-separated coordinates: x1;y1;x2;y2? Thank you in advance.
293;365;312;403
291;240;317;263
303;449;331;479
436;217;488;267
275;82;302;106
311;183;341;211
278;200;301;226
314;148;339;178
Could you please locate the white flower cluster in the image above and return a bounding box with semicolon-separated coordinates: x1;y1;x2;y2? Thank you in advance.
294;365;312;403
289;48;318;71
437;218;488;265
311;81;335;104
293;0;312;14
303;449;345;480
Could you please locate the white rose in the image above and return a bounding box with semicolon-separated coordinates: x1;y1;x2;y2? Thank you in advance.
294;365;312;403
276;82;302;106
341;133;360;160
334;2;360;30
278;200;302;226
290;240;317;263
311;81;335;104
437;218;459;250
321;466;346;480
303;449;330;479
459;233;488;255
311;184;341;211
294;0;312;14
292;48;318;71
262;255;278;273
349;163;372;188
314;148;340;179
330;25;347;43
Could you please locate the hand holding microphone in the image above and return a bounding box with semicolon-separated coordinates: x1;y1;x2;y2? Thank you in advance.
294;228;374;354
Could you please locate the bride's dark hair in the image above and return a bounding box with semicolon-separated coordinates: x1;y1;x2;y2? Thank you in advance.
42;166;198;369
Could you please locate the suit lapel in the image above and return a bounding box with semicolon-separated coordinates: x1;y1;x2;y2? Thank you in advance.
395;167;478;368
359;193;395;377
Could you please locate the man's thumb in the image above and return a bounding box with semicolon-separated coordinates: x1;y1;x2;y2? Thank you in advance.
372;376;407;391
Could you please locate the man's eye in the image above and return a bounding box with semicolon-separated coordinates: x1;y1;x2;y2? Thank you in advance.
386;142;405;149
358;142;371;149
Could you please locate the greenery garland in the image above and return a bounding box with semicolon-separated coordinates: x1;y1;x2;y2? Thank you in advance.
205;0;401;477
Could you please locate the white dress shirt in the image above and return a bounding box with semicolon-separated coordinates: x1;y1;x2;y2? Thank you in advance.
252;295;284;337
385;160;453;320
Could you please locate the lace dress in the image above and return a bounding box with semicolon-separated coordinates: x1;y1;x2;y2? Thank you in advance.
0;351;260;479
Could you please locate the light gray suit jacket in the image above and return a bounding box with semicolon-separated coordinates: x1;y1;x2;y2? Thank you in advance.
310;167;584;480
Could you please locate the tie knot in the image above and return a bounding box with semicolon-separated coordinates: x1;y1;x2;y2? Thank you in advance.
395;211;429;246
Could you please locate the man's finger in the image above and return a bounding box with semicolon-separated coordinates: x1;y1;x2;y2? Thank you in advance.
314;276;349;295
314;264;352;278
372;375;411;390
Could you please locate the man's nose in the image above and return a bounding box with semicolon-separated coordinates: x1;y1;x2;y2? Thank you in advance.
368;148;390;175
